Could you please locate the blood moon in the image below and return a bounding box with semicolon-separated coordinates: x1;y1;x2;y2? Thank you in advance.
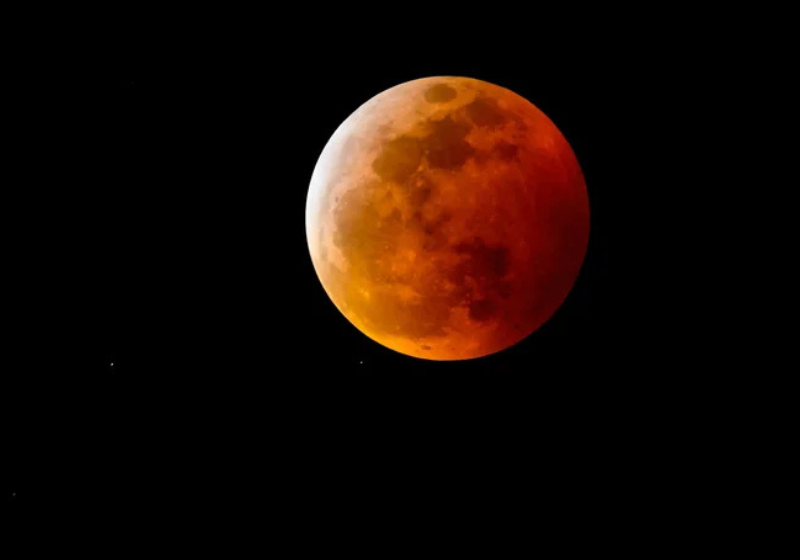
306;76;589;361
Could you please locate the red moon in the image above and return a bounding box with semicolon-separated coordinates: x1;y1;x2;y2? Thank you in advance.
306;77;589;360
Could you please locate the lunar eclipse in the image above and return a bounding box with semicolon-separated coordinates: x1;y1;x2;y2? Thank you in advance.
306;76;589;360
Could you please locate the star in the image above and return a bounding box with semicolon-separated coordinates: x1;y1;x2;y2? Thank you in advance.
110;362;114;367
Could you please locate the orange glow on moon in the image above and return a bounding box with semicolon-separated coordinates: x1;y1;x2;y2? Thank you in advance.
306;77;589;360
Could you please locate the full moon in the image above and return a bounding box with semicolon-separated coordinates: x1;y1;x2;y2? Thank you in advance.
306;76;589;360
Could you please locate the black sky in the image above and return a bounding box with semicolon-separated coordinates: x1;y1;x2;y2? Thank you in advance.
7;18;708;541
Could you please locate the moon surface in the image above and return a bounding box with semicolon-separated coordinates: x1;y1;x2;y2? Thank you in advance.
306;76;589;360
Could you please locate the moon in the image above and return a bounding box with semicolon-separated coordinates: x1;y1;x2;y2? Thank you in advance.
306;76;589;360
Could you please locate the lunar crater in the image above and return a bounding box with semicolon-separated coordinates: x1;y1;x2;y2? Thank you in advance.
424;83;457;103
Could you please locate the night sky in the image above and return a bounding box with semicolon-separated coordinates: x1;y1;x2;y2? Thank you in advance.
7;18;704;541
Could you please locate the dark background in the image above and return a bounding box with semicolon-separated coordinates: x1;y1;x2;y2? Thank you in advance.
7;17;709;542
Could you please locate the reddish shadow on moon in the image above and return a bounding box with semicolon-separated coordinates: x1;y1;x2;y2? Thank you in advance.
306;76;589;360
